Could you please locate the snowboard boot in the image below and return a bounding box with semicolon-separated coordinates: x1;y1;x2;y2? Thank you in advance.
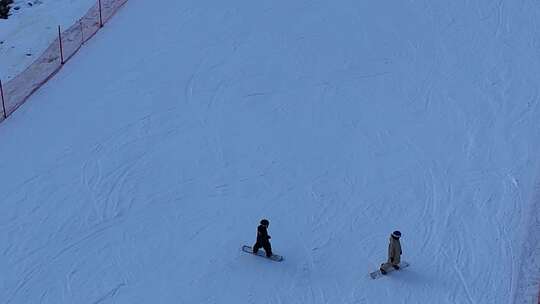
380;267;387;275
393;265;400;270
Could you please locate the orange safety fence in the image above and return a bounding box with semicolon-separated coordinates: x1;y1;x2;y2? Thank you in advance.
0;0;128;122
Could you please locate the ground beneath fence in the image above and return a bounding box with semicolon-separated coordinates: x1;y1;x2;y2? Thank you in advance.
0;0;127;120
0;0;95;80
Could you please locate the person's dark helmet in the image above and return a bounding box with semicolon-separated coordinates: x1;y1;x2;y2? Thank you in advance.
260;219;270;226
392;230;402;238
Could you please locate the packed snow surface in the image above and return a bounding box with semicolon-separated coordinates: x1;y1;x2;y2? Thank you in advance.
0;0;96;80
1;1;540;303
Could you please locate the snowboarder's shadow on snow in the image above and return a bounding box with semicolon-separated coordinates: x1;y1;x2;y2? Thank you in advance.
391;266;436;287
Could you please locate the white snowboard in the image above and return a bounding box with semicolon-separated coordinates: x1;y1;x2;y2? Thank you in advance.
369;261;409;279
242;245;284;262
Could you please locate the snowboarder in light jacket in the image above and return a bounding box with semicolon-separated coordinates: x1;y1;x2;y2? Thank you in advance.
380;230;402;275
253;219;273;257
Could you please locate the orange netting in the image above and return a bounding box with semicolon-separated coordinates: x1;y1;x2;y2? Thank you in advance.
0;0;128;122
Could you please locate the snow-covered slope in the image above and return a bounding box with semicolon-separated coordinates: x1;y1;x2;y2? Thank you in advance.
1;1;540;303
0;0;96;80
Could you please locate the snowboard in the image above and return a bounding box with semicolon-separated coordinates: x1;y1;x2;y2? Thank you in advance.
369;261;409;279
242;245;284;262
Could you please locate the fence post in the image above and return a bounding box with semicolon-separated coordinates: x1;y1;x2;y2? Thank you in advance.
80;19;84;44
0;79;6;119
58;26;64;65
98;0;103;27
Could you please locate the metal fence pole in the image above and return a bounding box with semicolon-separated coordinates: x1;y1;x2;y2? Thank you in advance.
98;0;103;27
0;79;6;119
58;26;64;64
80;19;84;44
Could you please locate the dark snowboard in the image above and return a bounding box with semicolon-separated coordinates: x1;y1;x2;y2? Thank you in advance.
369;261;410;279
242;245;283;262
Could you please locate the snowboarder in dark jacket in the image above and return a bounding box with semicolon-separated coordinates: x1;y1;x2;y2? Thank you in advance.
253;219;273;257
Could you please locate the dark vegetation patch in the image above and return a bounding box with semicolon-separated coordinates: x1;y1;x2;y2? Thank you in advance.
0;0;14;19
